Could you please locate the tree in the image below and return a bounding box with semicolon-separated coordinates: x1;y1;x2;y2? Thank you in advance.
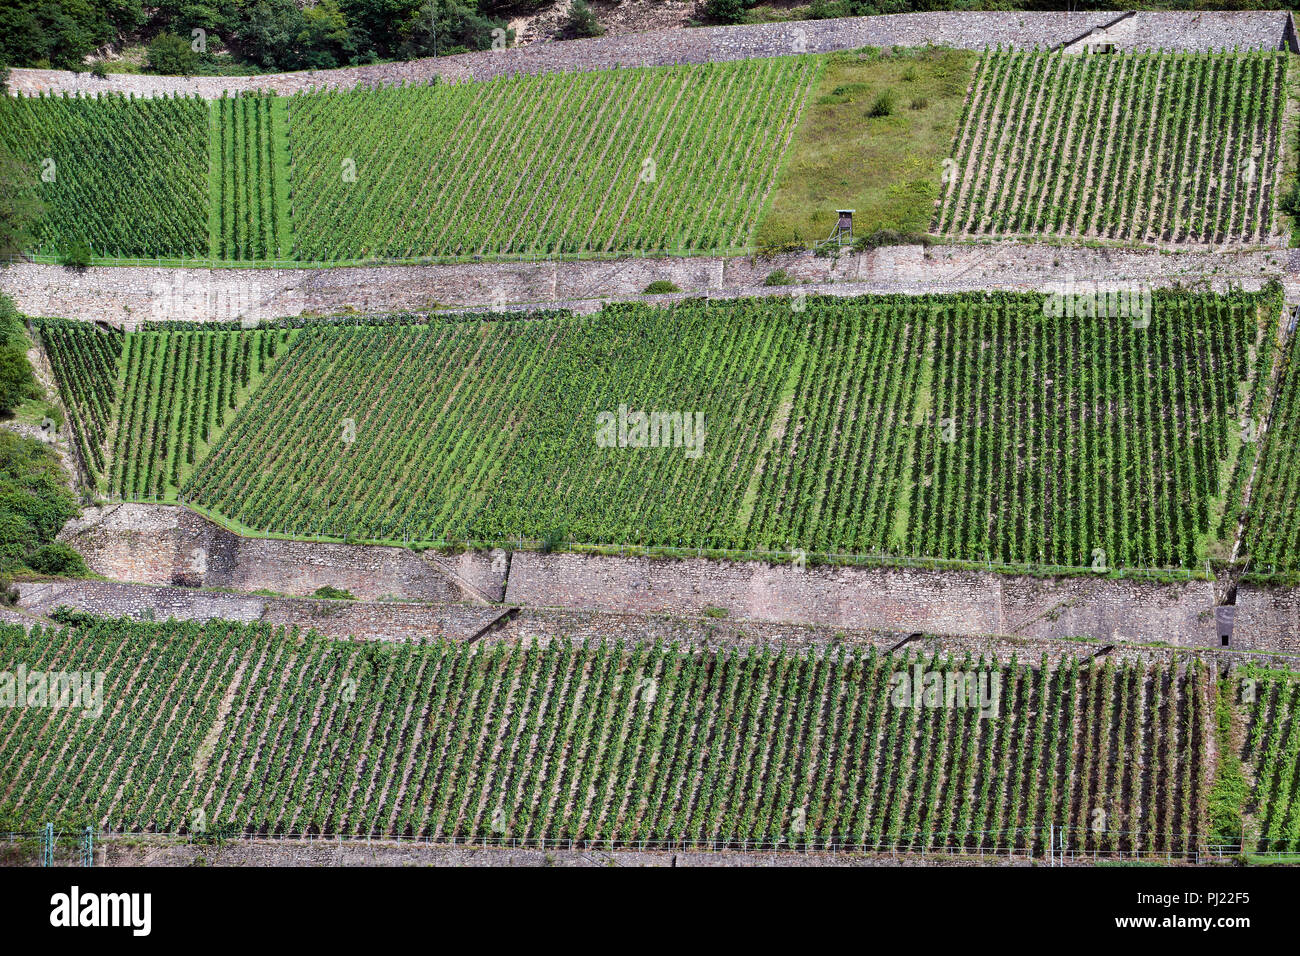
341;0;424;59
0;346;36;414
0;294;36;416
564;0;604;39
0;0;115;71
0;430;80;578
146;32;199;75
397;0;511;59
701;0;749;25
298;0;360;69
0;145;43;260
237;0;308;70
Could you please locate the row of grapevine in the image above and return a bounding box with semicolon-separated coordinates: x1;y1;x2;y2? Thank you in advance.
0;91;210;257
286;57;819;259
105;328;289;499
210;94;293;260
184;302;807;545
1239;322;1300;572
163;289;1271;569
0;619;1216;850
936;49;1285;244
1241;677;1300;851
905;288;1269;568
33;320;123;480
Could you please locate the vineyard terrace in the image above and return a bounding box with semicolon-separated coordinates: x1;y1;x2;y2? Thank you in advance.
595;404;706;459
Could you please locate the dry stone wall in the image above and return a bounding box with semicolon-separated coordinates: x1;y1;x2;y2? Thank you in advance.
503;552;1224;649
59;504;507;602
44;505;1300;653
1230;584;1300;655
4;246;1285;326
14;580;506;642
7;12;1292;99
494;607;1211;667
8;578;1232;666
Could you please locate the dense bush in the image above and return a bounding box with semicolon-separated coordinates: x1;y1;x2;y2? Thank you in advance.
0;0;513;74
313;585;356;600
564;0;605;38
27;542;87;576
0;430;80;580
145;32;198;75
0;295;37;416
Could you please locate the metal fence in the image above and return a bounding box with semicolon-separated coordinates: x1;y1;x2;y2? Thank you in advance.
9;825;1279;865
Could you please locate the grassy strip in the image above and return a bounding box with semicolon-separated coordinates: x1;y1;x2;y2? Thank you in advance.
755;46;976;249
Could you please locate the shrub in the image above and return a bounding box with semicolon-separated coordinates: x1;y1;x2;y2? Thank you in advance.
564;0;605;38
901;66;918;82
313;585;357;600
58;240;92;271
146;33;198;76
0;431;79;578
867;89;895;118
48;605;100;626
643;280;680;295
0;345;37;415
1280;181;1300;223
764;269;793;286
702;0;747;25
26;542;87;576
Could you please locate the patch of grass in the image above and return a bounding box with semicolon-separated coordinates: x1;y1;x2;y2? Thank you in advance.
1245;852;1300;865
1208;678;1248;845
866;89;896;118
643;280;681;294
763;268;793;286
312;585;356;600
755;46;976;248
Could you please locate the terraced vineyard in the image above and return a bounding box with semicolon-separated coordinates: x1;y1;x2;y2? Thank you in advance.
0;91;210;258
286;58;819;259
0;620;1243;852
36;321;290;496
121;289;1277;570
2;57;816;263
936;49;1286;243
1239;326;1300;574
36;320;123;478
209;94;293;260
1242;676;1300;851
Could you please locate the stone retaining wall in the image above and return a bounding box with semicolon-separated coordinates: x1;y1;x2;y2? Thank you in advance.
46;504;1300;653
4;245;1285;326
1230;584;1300;655
13;579;506;642
7;13;1291;99
503;552;1223;648
495;607;1220;667
7;579;1241;666
58;504;507;603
